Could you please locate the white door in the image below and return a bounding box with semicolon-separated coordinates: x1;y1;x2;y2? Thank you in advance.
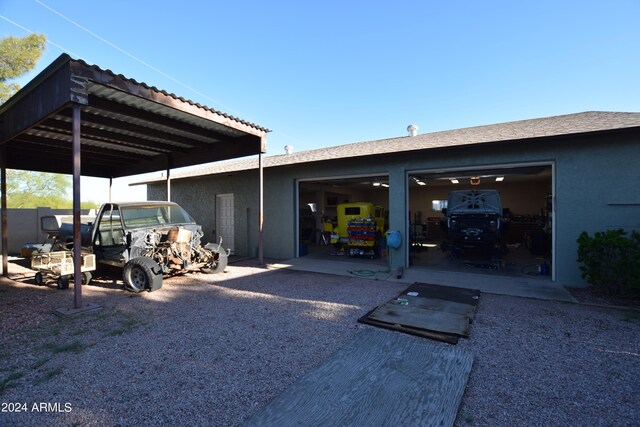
216;194;235;254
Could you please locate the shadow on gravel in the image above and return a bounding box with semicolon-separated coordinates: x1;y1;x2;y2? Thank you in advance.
2;259;639;427
1;261;409;427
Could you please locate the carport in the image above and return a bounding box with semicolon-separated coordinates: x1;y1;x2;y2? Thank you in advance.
0;53;269;310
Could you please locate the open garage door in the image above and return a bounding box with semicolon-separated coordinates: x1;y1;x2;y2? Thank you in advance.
408;163;554;281
297;175;389;261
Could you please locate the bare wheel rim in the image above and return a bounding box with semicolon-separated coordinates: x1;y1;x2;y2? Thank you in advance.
130;266;148;289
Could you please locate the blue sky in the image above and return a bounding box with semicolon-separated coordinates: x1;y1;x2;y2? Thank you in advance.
1;0;639;202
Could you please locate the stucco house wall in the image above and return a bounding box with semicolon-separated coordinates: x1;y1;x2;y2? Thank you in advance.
148;128;640;288
149;170;260;257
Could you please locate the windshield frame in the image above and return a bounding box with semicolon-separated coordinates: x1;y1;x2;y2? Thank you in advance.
119;204;195;229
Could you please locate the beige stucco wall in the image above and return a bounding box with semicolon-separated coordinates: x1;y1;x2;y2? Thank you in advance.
1;208;96;254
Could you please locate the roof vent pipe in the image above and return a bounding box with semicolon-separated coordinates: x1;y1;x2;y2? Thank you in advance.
284;145;293;155
407;124;419;137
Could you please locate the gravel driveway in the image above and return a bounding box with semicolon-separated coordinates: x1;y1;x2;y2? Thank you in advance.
1;261;638;426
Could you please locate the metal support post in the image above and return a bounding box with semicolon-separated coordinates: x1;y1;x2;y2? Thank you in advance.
1;147;7;277
72;105;82;309
258;152;264;265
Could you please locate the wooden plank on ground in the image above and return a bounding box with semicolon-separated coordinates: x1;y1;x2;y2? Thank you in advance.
368;300;471;337
244;329;474;427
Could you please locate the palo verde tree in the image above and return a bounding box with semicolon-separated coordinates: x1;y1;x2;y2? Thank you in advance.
6;170;99;209
7;170;69;208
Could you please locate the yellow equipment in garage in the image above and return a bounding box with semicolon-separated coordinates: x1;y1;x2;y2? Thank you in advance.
330;202;386;257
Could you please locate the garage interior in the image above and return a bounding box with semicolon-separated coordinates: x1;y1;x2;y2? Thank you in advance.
298;176;389;262
297;165;553;280
408;165;553;279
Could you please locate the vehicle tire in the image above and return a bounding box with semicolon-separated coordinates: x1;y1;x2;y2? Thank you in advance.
57;276;69;290
81;271;92;285
201;250;228;274
123;257;163;292
35;272;44;285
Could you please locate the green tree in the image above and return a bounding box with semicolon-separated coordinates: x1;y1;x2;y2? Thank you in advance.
5;170;99;209
7;169;69;208
0;33;47;104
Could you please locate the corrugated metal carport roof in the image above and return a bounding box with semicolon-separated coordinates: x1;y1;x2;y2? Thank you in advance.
0;53;269;178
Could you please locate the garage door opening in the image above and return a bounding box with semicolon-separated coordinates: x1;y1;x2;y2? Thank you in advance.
297;175;389;262
408;164;554;280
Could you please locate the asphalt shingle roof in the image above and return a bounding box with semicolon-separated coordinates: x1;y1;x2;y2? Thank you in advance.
144;111;640;182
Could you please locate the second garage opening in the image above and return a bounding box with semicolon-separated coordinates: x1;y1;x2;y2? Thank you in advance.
408;164;553;279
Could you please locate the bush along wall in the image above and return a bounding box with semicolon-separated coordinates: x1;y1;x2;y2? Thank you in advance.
577;229;640;296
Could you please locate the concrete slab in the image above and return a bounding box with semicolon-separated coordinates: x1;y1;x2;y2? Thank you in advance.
272;257;577;303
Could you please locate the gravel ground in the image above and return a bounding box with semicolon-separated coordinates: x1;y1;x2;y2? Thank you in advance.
1;260;639;426
454;294;639;426
0;262;405;426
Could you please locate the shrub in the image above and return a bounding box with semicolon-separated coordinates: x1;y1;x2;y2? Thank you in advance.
577;229;640;296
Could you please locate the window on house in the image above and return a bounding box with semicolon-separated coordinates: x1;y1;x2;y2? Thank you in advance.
432;200;448;212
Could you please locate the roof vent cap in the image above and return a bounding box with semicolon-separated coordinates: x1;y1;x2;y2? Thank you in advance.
284;145;293;155
407;124;419;137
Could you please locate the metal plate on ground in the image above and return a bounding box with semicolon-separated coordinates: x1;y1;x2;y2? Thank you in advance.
359;283;480;343
403;282;481;306
368;299;471;336
403;295;477;317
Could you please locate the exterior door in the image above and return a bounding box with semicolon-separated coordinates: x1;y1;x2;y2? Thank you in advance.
216;194;235;254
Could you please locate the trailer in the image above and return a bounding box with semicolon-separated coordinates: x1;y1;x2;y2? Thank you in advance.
31;251;96;289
